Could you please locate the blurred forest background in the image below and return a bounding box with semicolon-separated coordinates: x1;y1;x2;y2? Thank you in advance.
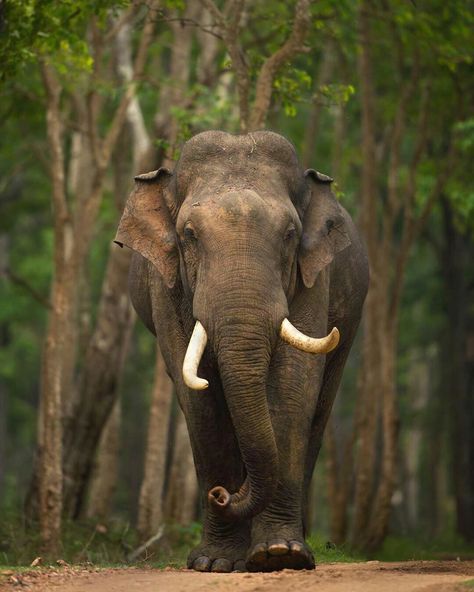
0;0;473;565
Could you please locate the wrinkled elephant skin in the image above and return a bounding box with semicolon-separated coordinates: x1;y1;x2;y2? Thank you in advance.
115;131;369;572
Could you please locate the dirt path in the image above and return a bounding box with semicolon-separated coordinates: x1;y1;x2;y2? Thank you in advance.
2;561;474;592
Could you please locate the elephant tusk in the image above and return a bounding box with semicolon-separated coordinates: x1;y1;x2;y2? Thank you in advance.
280;318;340;354
183;321;209;390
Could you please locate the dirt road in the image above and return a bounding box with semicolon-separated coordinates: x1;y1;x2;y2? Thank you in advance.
2;561;474;592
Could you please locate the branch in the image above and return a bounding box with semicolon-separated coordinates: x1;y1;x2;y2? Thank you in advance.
104;5;136;43
382;49;420;236
114;18;151;170
3;269;51;309
86;18;105;166
249;0;311;130
199;0;250;130
40;61;69;226
126;525;165;562
99;0;159;170
388;135;455;321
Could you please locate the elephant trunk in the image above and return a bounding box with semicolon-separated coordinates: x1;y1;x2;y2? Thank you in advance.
210;320;279;521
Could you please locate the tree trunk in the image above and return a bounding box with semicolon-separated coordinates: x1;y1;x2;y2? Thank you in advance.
302;41;336;168
137;346;173;541
85;398;122;520
62;244;135;518
36;62;74;555
403;349;430;532
441;198;474;541
325;418;352;544
164;407;199;525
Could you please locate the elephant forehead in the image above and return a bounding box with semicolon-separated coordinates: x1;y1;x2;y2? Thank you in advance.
179;189;292;226
175;131;303;197
179;130;300;165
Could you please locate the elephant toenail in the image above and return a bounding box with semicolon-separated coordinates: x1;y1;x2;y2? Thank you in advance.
193;556;212;571
251;542;267;559
289;540;304;554
268;540;289;556
212;558;233;572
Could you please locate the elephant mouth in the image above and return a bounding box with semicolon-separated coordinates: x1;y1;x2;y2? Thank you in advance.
182;318;340;390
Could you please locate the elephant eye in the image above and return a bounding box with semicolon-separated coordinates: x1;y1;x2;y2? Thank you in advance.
184;224;197;241
284;225;296;241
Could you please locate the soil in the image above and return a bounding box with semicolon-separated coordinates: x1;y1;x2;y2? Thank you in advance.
1;560;474;592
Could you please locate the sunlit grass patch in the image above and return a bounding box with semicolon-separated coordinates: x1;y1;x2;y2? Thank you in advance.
307;534;363;563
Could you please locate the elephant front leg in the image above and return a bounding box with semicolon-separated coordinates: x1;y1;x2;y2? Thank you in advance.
177;382;251;572
246;347;325;572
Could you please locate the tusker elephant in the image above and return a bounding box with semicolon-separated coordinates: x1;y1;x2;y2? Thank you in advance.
115;131;368;573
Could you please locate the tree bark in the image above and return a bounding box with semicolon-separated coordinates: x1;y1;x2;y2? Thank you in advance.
249;0;311;131
37;61;71;555
62;243;135;518
137;346;173;541
441;198;474;541
164;407;199;525
85;399;122;520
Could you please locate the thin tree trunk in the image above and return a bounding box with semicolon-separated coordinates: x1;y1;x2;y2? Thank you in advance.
0;235;9;500
441;198;474;541
37;61;71;555
164;408;199;525
0;381;5;500
350;1;385;548
137;346;173;541
302;41;336;168
62;244;135;517
85;399;122;520
403;350;430;532
326;418;352;544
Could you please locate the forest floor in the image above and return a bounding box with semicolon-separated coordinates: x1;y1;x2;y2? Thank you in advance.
1;560;474;592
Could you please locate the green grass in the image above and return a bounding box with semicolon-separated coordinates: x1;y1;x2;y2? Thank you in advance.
373;535;474;562
1;514;473;569
0;515;201;568
462;580;474;588
307;534;364;563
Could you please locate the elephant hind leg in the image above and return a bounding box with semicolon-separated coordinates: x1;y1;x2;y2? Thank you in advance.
302;325;358;535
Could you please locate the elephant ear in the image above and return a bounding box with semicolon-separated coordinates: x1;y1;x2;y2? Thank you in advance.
114;168;179;289
298;169;351;288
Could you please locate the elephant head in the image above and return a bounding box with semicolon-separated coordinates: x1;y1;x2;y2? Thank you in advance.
115;131;350;521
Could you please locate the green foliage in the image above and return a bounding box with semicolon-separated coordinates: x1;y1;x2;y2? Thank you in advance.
0;0;130;78
274;68;312;117
317;83;355;106
449;118;474;232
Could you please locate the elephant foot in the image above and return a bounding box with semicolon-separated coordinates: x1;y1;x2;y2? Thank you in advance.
246;538;315;572
187;552;246;572
187;523;250;573
187;543;247;572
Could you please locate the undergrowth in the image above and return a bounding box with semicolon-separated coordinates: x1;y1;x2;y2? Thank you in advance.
1;514;473;569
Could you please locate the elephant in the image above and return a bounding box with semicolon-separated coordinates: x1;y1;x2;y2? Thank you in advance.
115;130;369;573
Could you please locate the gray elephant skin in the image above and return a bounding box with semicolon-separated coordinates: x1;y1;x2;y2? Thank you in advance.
115;131;369;572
